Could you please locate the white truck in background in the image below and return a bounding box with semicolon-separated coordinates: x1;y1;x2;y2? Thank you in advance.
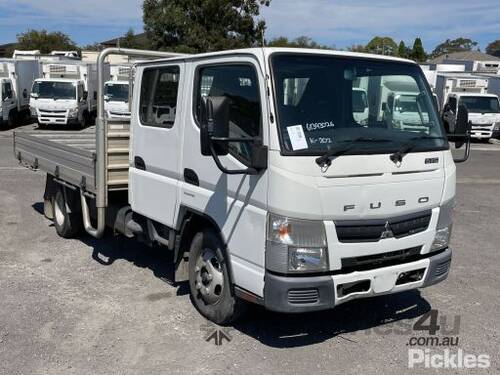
14;48;472;325
30;61;110;128
0;59;42;128
104;64;132;120
442;92;500;140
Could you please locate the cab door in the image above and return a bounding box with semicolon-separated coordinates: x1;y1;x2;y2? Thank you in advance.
180;57;269;296
2;81;15;121
129;63;184;228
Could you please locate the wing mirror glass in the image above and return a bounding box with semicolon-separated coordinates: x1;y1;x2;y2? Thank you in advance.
200;96;267;175
448;104;472;163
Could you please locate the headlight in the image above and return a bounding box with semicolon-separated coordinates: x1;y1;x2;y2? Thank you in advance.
431;199;454;252
494;122;500;131
68;108;78;118
30;107;37;116
266;214;328;274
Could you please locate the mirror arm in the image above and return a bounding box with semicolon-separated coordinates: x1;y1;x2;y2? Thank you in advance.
209;142;258;175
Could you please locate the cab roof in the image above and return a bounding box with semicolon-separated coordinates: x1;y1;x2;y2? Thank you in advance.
137;47;417;66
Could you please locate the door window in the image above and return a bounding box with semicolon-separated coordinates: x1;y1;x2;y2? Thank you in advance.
3;82;13;100
448;97;457;112
140;66;180;128
195;64;261;163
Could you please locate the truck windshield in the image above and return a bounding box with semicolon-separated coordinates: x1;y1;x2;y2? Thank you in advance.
459;96;500;113
32;81;76;100
271;54;447;155
105;83;129;102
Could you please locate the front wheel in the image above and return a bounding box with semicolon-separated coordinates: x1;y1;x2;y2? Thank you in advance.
188;230;246;325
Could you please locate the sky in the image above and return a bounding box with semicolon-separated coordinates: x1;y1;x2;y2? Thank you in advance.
0;0;499;52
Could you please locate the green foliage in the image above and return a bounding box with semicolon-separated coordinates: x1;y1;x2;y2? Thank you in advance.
119;28;145;49
430;37;478;59
410;37;426;62
397;41;407;58
16;29;78;54
267;36;330;49
143;0;271;53
365;36;398;56
486;40;500;57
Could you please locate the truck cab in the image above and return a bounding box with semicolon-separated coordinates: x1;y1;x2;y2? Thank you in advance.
30;78;89;127
442;93;500;140
1;78;16;125
384;91;430;132
104;80;130;119
128;48;462;321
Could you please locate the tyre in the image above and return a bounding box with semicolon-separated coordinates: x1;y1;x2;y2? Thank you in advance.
52;188;83;238
7;110;17;128
80;113;88;129
188;230;245;325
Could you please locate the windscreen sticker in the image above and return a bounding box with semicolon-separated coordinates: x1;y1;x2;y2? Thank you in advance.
309;137;333;145
305;121;335;132
287;125;308;150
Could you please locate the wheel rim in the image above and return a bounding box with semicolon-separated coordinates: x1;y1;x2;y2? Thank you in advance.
194;248;224;305
54;197;65;227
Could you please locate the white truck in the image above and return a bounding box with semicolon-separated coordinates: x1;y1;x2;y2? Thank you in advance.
104;64;132;120
0;58;42;128
14;48;472;325
442;93;500;140
30;61;109;128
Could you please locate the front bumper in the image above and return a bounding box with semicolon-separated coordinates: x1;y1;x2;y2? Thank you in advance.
263;247;451;313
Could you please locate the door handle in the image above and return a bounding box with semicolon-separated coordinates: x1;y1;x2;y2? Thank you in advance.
134;156;146;171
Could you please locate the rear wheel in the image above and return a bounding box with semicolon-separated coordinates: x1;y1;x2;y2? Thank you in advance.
52;188;83;238
188;230;245;325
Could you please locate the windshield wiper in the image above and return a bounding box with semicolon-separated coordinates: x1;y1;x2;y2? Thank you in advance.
315;138;392;168
390;142;417;165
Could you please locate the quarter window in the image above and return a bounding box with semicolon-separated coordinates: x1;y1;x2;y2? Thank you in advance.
195;64;261;163
140;66;180;127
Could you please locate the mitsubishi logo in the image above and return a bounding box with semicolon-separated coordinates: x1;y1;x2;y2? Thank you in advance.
380;222;394;239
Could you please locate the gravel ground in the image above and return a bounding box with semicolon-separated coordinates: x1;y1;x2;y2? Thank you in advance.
0;124;499;375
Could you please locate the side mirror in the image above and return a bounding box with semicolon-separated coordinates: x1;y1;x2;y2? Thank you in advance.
200;97;230;156
449;104;472;163
82;91;88;101
200;96;267;175
103;94;111;102
454;104;470;149
443;103;451;113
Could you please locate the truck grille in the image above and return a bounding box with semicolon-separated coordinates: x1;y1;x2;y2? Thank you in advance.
341;246;422;272
335;211;432;243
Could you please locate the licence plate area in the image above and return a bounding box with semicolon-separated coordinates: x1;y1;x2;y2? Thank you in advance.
333;258;430;304
39;117;68;124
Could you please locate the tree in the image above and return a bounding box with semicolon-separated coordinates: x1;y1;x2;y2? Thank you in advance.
267;36;330;49
16;29;78;54
118;28;143;49
365;37;398;56
486;40;500;57
410;37;426;62
143;0;271;53
430;37;478;59
398;41;408;58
